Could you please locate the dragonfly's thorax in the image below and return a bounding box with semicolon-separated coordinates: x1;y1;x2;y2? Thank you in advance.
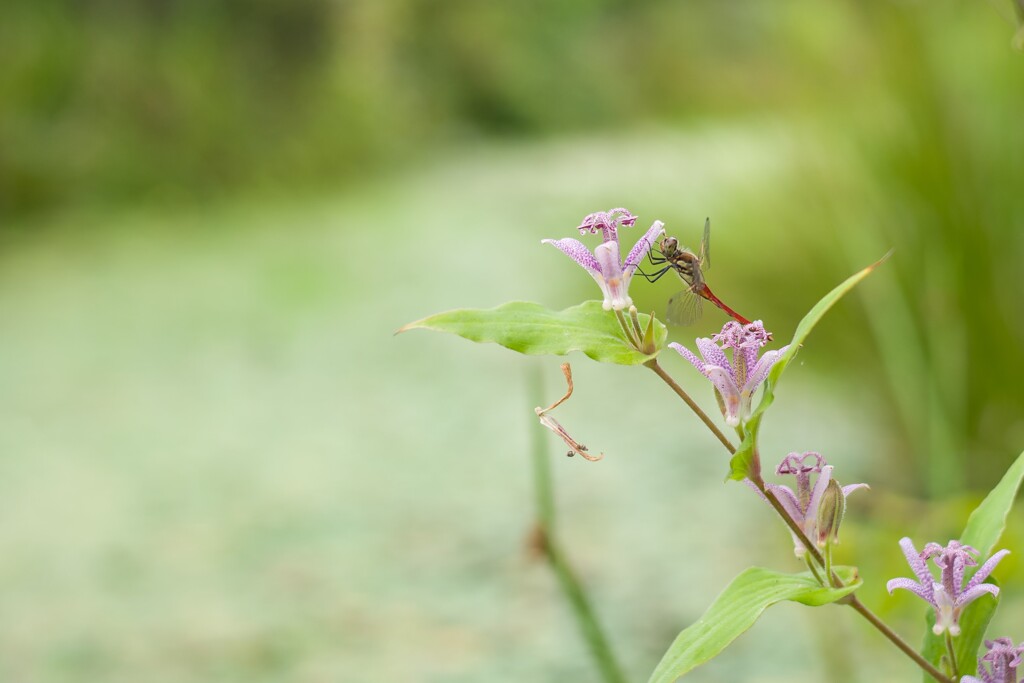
668;249;703;288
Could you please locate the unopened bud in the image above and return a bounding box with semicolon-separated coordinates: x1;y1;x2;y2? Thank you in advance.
640;308;658;355
816;479;845;548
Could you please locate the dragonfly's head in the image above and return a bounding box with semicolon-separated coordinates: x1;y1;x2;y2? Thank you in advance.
659;236;680;259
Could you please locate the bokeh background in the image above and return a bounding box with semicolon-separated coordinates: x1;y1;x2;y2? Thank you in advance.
2;1;1024;681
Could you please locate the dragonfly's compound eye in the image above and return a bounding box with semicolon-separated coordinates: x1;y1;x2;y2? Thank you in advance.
660;237;679;256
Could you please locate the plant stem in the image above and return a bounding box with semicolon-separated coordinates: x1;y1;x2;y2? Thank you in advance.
804;553;825;585
615;309;640;347
529;377;629;683
848;596;952;683
753;460;952;682
823;543;834;587
628;307;645;342
944;631;959;679
643;353;953;682
644;359;736;454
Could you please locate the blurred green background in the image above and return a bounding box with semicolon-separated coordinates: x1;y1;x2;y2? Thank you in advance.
2;1;1024;681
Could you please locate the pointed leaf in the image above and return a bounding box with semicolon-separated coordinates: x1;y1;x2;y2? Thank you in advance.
648;566;860;683
961;449;1024;557
766;251;890;391
398;301;667;365
727;398;769;482
919;449;1024;681
727;256;886;481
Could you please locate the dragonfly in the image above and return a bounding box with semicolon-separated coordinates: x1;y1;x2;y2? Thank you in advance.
639;218;753;326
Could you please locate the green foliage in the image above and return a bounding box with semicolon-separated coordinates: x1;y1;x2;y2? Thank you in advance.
398;301;666;365
960;450;1024;557
727;255;887;481
648;566;861;683
918;449;1024;680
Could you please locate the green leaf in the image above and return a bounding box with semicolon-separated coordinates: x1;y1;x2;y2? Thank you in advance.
766;251;890;391
961;449;1024;556
919;449;1024;681
726;401;768;482
398;301;667;365
648;566;861;683
727;254;887;482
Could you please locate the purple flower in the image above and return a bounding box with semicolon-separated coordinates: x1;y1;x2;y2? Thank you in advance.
669;321;789;426
543;208;664;311
753;452;868;557
962;637;1024;683
886;538;1009;637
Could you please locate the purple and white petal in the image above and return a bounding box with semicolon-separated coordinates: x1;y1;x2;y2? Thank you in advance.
743;346;789;393
542;238;602;277
841;483;869;497
695;337;732;376
886;577;933;602
705;366;742;426
668;342;708;376
766;484;804;524
967;549;1010;590
955;583;1000;608
898;537;935;588
622;220;665;277
593;241;630;310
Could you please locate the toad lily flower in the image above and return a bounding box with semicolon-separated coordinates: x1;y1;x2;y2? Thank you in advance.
887;538;1009;637
963;637;1024;683
670;320;789;427
752;452;868;557
543;208;665;311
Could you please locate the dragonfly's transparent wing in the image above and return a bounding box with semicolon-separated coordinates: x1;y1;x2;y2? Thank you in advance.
666;287;704;326
699;217;711;271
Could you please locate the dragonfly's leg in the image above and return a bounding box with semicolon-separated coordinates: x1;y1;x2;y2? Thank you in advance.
646;248;667;265
635;265;673;283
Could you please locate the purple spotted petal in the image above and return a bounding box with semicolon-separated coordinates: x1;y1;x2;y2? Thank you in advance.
623;220;665;276
766;484;804;523
695;337;731;377
542;238;602;277
743;346;789;393
669;342;707;376
899;537;935;588
886;577;933;601
956;583;1000;608
705;365;741;425
967;549;1010;590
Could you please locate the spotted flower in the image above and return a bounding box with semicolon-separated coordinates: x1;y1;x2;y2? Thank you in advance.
752;452;868;557
543;208;664;311
962;637;1024;683
669;320;788;427
886;538;1008;636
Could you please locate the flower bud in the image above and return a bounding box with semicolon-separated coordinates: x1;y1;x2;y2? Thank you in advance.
815;479;845;548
